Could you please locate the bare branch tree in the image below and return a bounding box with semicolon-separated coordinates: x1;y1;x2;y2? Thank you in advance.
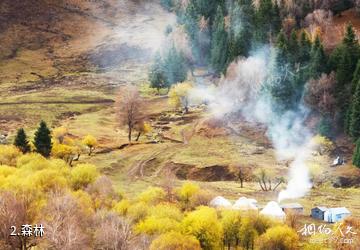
0;192;37;250
41;192;90;250
94;211;133;250
116;86;144;143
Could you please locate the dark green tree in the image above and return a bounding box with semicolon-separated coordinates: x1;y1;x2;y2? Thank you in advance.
163;45;188;86
276;30;289;63
330;24;360;128
271;1;282;35
351;60;360;93
254;0;273;43
298;31;311;64
352;138;360;168
350;79;360;140
14;128;30;153
210;6;229;75
34;121;52;157
149;53;167;92
308;35;327;79
288;30;299;65
227;1;253;61
317;116;333;138
160;0;173;11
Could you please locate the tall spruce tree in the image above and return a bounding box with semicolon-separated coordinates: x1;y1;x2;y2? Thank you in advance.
276;30;289;62
227;1;253;61
308;35;327;79
299;31;311;64
350;79;360;140
353;138;360;168
210;6;228;75
255;0;274;43
163;45;188;86
14;128;30;153
333;24;360;128
149;52;166;91
351;60;360;93
288;30;299;65
34;121;52;157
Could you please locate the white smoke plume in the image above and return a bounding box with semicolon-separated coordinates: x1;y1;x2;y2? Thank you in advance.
189;48;313;202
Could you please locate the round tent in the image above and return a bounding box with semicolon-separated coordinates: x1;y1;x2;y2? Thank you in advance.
209;196;232;208
233;197;258;210
260;201;285;220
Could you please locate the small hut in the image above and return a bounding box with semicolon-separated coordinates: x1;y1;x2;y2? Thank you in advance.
324;207;351;223
311;206;328;220
281;203;304;214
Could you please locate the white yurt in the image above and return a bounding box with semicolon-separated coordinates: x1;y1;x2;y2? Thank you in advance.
260;201;285;220
233;197;258;210
209;196;232;208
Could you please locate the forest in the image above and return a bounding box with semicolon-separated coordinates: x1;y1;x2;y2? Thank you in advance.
0;0;360;249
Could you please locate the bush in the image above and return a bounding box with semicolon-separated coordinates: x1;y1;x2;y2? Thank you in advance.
71;164;99;190
137;187;166;205
32;169;68;192
0;145;22;166
113;199;130;216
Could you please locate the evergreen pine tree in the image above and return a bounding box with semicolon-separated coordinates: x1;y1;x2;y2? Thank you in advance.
288;30;299;65
331;23;360;128
351;60;360;93
350;79;360;140
271;1;282;35
163;45;188;86
276;30;288;64
299;31;311;64
254;0;274;43
14;128;30;153
210;6;229;75
149;53;166;91
352;138;360;168
317;116;332;138
34;121;52;157
308;35;327;79
227;1;253;61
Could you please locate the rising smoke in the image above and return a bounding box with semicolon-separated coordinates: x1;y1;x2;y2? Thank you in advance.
189;47;313;202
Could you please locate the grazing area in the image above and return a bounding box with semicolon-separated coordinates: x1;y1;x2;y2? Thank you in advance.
0;0;360;249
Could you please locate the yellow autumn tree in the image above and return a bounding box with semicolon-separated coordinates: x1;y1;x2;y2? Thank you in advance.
136;203;183;236
258;225;299;250
70;164;99;190
137;186;166;205
181;206;223;250
52;126;68;144
52;142;77;165
82;135;98;155
177;182;200;209
168;81;193;113
150;231;201;250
